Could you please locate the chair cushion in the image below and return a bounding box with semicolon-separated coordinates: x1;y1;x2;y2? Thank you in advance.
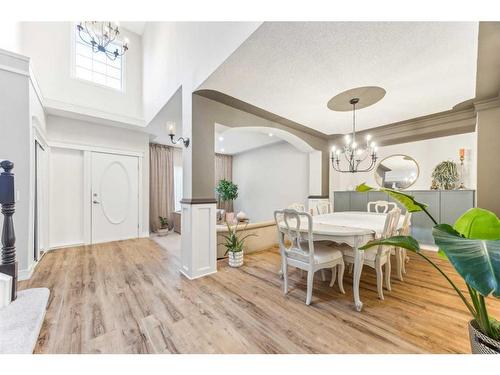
287;242;343;265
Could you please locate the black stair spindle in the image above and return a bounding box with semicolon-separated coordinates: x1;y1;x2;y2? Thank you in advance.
0;160;17;301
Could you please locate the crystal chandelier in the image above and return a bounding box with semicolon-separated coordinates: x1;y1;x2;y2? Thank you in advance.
330;97;378;173
76;22;129;60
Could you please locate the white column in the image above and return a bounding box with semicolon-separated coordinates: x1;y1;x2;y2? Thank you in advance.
180;202;217;279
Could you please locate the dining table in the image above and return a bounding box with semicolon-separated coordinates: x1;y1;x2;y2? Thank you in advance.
278;211;404;312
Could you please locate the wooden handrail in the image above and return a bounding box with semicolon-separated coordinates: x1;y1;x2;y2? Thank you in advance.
0;160;17;301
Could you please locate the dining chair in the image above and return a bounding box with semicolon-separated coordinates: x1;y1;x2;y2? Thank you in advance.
338;208;401;300
393;211;412;281
288;203;306;212
367;200;397;213
316;201;332;215
274;209;345;305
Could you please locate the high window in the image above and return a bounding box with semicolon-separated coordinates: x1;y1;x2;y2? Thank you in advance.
73;28;124;91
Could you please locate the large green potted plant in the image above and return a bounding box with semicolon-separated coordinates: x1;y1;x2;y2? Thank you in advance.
219;221;256;267
357;183;500;353
215;179;238;220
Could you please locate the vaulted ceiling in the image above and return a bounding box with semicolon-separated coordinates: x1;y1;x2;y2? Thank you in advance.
200;22;479;135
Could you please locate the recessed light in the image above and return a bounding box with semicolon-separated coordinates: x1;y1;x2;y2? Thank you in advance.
218;136;224;141
268;133;273;137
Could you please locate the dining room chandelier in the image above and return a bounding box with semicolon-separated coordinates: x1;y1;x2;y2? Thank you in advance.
330;97;378;173
76;22;129;60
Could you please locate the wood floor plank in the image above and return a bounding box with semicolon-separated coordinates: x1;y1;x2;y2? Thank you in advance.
20;236;500;354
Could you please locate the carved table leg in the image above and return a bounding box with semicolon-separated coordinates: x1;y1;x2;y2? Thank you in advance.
353;237;365;312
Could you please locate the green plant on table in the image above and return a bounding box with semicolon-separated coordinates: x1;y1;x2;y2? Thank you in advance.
215;179;238;202
219;221;256;255
356;183;500;341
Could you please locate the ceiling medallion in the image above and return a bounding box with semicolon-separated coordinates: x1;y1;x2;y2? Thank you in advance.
329;86;386;173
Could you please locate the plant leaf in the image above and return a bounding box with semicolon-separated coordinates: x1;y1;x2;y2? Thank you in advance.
432;224;500;297
360;235;420;252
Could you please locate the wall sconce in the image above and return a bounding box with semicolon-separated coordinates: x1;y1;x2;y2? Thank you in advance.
167;121;190;148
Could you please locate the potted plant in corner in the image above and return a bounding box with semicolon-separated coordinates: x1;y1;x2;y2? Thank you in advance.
157;216;170;236
219;221;256;267
215;179;238;222
356;183;500;354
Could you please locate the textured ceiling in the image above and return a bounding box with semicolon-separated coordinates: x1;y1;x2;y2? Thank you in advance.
201;22;479;135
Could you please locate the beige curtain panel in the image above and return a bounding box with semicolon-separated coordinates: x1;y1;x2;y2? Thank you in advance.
215;153;233;212
150;143;175;232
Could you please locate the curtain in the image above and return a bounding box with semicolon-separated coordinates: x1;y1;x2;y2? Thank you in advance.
149;143;175;232
215;153;233;212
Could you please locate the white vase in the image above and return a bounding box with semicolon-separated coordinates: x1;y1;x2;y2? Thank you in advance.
236;211;247;221
228;250;244;267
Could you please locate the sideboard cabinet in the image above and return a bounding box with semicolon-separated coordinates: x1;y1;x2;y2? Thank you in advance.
333;190;475;246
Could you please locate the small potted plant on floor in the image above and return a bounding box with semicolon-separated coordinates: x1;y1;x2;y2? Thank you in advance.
215;179;238;222
357;183;500;354
220;221;256;267
157;216;170;236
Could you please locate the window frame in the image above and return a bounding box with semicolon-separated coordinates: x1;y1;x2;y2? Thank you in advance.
70;23;127;93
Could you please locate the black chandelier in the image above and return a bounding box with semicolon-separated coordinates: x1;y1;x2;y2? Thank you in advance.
76;22;129;61
330;97;378;173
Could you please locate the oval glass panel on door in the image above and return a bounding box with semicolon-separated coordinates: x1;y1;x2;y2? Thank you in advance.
91;152;139;244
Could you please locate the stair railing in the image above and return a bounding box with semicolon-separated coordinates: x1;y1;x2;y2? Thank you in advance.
0;160;17;301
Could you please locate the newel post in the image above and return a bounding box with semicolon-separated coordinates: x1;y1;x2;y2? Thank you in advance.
0;160;17;301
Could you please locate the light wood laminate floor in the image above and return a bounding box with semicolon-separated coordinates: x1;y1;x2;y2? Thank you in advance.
20;236;500;353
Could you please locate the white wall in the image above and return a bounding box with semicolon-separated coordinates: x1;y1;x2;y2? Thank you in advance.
330;132;477;192
49;148;84;247
19;22;143;125
46;115;150;247
233;142;309;222
0;21;20;53
142;22;261;123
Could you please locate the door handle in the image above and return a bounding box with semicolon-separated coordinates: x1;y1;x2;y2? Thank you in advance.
93;200;100;204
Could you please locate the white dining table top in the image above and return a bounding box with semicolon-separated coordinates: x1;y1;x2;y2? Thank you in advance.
280;211;403;238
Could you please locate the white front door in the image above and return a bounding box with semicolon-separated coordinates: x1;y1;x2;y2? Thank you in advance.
91;152;139;244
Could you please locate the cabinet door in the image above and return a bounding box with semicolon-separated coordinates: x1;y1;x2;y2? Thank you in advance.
333;192;351;212
410;191;440;246
440;191;475;225
350;192;369;212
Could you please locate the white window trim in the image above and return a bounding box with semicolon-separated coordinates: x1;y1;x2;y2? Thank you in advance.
69;23;127;94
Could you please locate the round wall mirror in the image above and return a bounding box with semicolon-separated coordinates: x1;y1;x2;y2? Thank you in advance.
374;154;419;190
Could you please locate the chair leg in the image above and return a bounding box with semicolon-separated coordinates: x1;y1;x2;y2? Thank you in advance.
396;248;403;282
282;260;288;295
348;263;354;275
385;258;392;291
375;260;384;300
402;249;407;275
329;266;337;287
321;269;326;282
306;270;314;305
337;263;345;294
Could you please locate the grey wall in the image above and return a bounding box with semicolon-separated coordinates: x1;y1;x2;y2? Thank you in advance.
191;93;330;200
233;142;309;222
0;55;33;273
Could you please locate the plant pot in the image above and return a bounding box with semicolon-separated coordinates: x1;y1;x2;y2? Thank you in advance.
228;251;244;268
468;320;500;354
157;228;169;237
